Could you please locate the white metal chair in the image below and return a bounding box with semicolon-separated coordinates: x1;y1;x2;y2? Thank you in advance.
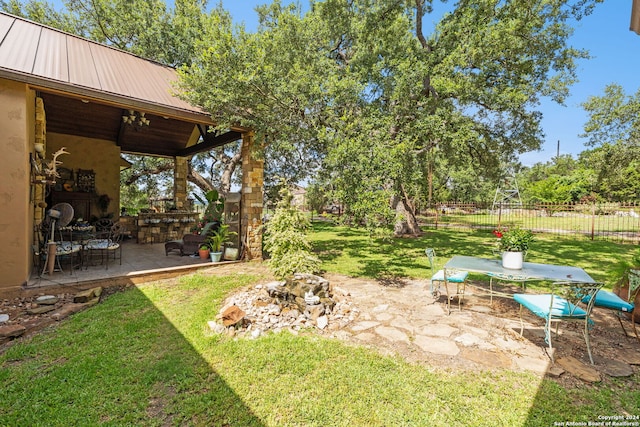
583;269;639;343
486;272;531;305
425;248;469;314
514;281;604;364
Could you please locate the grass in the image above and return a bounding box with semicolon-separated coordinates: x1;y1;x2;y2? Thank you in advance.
1;224;639;425
309;221;636;286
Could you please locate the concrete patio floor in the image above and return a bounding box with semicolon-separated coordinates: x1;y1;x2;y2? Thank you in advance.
26;238;234;292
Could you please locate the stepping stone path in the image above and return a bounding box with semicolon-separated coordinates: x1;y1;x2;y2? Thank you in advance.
209;271;640;382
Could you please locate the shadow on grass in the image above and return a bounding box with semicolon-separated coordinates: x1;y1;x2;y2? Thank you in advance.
0;282;265;426
311;222;636;286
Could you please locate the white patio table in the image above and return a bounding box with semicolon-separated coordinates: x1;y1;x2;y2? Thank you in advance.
443;255;596;302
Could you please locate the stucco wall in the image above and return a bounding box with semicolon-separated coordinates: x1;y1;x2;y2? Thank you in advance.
47;134;121;221
0;79;32;290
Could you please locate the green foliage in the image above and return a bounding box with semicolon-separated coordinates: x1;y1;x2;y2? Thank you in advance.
179;0;598;232
263;186;321;279
206;224;235;252
496;227;534;252
194;189;224;223
305;181;330;215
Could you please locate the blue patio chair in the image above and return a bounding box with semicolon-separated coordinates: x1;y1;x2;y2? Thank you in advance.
425;248;469;314
514;281;603;365
582;269;639;343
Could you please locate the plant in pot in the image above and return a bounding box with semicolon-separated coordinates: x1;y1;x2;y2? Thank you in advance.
198;243;210;260
495;227;534;269
206;224;236;262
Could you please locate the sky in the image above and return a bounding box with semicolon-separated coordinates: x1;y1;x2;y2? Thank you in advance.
220;1;640;167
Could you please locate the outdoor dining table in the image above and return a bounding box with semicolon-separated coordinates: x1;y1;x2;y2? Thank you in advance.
443;255;596;301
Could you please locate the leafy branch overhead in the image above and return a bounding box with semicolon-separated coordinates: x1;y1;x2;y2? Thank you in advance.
179;0;599;232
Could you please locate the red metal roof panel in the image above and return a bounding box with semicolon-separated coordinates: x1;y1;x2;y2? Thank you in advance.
0;12;209;118
0;17;40;73
0;13;13;42
32;27;69;82
66;36;101;89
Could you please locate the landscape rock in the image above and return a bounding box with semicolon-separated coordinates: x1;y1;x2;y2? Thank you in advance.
35;295;59;305
73;287;103;303
0;324;26;338
210;273;347;336
27;305;56;315
556;356;601;383
50;297;100;321
221;305;246;327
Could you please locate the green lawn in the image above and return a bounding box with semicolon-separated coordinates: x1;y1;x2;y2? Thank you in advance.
0;224;638;426
309;222;636;286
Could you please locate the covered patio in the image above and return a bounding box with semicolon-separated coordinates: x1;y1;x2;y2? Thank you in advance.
24;240;240;296
0;12;264;295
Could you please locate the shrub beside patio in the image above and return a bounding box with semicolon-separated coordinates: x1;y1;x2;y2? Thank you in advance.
0;225;638;425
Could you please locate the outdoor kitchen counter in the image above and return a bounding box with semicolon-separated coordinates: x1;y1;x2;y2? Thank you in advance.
134;212;199;244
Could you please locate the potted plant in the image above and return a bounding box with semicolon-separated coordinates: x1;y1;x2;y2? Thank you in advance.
194;189;225;232
206;224;236;262
494;227;534;269
198;243;210;260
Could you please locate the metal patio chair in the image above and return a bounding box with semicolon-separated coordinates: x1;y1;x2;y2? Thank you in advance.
582;269;639;343
425;248;469;314
514;281;604;364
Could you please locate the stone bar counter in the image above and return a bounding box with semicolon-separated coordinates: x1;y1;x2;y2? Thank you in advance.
132;212;200;244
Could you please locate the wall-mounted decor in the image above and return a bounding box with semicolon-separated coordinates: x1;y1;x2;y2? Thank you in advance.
76;169;95;192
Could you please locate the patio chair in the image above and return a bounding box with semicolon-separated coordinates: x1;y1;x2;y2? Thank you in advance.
582;269;639;343
486;272;531;305
94;218;114;238
425;248;469;314
34;223;82;276
165;222;218;256
84;222;124;269
514;281;604;364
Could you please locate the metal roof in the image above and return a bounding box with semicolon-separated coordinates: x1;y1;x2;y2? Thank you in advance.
0;11;210;122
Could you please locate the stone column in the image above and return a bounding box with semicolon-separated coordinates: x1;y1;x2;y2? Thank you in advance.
173;156;188;210
240;131;264;260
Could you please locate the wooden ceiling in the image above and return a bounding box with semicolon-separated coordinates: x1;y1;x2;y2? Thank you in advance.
40;92;242;157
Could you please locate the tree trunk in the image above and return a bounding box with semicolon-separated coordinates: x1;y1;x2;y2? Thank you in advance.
391;195;421;236
218;150;242;197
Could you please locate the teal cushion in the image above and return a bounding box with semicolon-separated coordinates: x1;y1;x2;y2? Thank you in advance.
583;290;634;312
514;294;587;319
432;270;468;283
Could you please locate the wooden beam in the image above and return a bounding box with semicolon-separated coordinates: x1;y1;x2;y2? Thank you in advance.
176;130;242;157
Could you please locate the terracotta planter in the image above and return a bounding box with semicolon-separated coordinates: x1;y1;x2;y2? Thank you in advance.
502;251;523;270
198;249;210;259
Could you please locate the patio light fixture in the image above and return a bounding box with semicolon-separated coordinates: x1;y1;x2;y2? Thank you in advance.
122;109;150;128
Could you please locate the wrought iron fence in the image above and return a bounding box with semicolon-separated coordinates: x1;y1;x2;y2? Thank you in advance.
420;201;640;244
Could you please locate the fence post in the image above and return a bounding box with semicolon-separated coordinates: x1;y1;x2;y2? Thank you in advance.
591;202;596;241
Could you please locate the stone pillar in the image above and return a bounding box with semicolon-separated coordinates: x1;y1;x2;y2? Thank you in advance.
173;156;188;210
240;131;264;260
33;97;46;224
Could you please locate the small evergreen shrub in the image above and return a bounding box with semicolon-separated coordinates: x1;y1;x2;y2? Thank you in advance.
263;186;321;279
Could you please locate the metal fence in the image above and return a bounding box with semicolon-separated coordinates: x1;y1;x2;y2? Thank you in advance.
420;202;640;244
